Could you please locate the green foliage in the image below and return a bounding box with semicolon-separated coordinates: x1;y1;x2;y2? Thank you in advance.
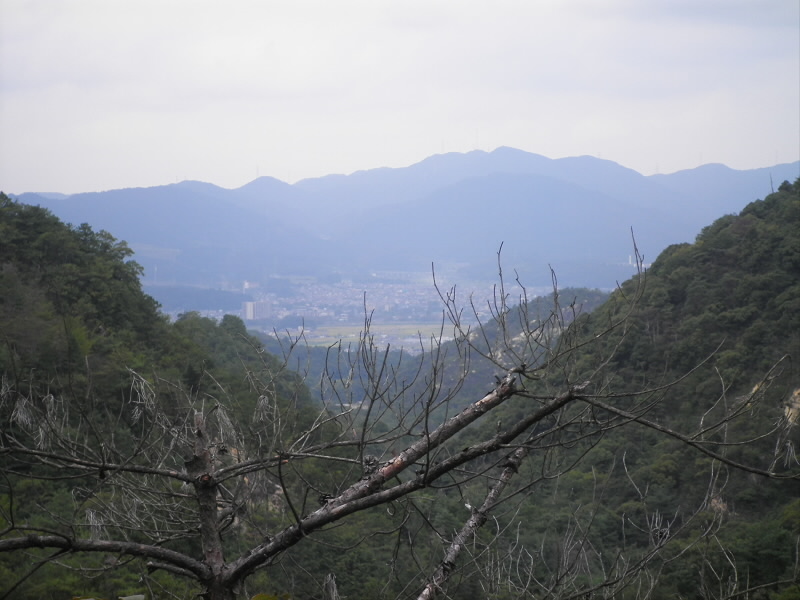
0;194;316;598
403;179;800;599
549;178;800;596
2;179;799;599
583;178;800;391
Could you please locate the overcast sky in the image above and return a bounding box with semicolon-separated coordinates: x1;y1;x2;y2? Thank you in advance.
1;1;798;194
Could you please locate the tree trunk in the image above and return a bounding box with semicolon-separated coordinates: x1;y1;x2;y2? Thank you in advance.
204;580;237;600
186;410;231;599
417;443;530;600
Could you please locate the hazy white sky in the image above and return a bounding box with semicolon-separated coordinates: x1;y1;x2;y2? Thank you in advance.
1;0;798;194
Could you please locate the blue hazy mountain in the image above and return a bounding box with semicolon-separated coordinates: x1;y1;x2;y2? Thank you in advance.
15;148;799;292
332;170;684;283
15;181;333;285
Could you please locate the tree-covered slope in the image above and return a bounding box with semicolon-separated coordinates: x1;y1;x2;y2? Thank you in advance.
405;178;800;599
0;194;316;598
550;178;800;596
0;192;310;401
586;178;799;397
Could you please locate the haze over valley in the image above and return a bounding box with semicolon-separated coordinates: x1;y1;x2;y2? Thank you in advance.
13;147;799;339
3;3;800;597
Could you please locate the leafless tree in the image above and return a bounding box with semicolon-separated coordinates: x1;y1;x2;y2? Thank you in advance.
1;252;797;599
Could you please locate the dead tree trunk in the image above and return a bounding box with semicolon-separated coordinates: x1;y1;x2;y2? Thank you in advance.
184;409;233;600
417;442;530;600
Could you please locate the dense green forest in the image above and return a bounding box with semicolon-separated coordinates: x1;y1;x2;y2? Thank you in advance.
1;181;799;599
0;194;316;598
532;178;800;597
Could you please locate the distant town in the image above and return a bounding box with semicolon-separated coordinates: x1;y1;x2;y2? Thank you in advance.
154;273;555;350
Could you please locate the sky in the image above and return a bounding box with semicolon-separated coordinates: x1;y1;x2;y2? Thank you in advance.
1;0;798;195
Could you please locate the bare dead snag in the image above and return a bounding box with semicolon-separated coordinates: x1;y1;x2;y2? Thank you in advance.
225;369;523;583
184;409;228;596
417;441;530;600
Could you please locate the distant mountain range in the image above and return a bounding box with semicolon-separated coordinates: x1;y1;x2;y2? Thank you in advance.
13;147;800;293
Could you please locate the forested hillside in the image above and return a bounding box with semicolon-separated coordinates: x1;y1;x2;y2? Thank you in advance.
601;178;799;384
534;177;800;596
396;177;800;598
0;194;315;598
1;181;799;599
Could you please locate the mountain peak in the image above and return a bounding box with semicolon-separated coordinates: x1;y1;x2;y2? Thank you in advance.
236;176;292;191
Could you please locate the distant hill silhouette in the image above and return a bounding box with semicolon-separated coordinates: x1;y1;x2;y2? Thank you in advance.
15;148;799;292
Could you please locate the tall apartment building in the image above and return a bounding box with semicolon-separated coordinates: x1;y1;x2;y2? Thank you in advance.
242;300;273;321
